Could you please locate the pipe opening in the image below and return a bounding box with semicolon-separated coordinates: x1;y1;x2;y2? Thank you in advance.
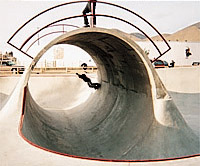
28;44;97;110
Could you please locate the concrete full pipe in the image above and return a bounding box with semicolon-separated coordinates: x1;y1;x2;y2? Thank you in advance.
17;28;199;161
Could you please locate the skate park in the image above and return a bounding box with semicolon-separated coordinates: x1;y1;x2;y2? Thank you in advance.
0;1;200;166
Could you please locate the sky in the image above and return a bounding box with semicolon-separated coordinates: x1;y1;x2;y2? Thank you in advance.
0;0;200;66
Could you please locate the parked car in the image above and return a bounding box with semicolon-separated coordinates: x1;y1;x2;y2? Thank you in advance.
0;61;25;74
152;59;168;68
192;62;200;66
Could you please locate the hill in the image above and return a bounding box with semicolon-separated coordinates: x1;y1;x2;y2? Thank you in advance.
130;32;147;40
146;22;200;42
111;22;200;42
111;29;144;41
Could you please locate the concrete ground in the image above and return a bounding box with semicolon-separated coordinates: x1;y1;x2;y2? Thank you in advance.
169;91;200;138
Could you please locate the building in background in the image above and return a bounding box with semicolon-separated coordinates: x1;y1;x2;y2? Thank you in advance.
0;51;17;64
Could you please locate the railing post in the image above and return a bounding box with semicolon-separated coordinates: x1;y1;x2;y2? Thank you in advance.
90;0;94;27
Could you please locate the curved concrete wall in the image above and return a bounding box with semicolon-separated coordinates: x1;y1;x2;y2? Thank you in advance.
21;28;199;160
156;66;200;93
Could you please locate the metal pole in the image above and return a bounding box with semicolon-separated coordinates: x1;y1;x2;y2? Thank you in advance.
90;0;94;27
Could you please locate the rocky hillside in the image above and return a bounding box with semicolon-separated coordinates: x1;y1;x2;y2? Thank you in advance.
164;22;200;42
130;22;200;42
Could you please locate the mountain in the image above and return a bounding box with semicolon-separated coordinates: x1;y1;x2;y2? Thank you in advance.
165;22;200;42
149;33;171;42
111;29;144;41
188;22;200;29
130;32;147;40
146;22;200;42
111;22;200;42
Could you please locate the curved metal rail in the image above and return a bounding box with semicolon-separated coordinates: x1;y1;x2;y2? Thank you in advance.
7;0;171;61
25;14;167;57
25;24;80;52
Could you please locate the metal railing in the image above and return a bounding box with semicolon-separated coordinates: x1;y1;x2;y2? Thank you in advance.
0;66;97;75
7;0;171;62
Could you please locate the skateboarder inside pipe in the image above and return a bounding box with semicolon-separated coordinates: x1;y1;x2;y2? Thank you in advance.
76;73;101;89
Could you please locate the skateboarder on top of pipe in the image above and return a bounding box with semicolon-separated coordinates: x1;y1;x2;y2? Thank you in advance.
76;73;101;89
82;0;97;27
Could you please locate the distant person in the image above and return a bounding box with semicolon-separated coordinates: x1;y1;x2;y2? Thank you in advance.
169;60;175;68
82;0;97;27
150;57;156;63
76;73;101;89
185;47;192;59
81;63;88;72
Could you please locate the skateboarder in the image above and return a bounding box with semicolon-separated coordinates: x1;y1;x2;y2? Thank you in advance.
169;60;175;68
76;73;101;89
81;63;88;73
82;0;97;27
185;47;192;59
